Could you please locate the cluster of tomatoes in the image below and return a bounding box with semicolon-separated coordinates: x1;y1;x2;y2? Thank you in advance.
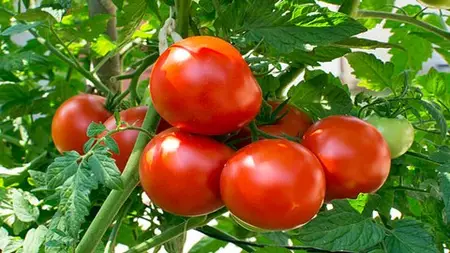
51;36;413;231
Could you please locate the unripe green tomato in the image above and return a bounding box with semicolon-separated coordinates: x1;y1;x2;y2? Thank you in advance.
418;0;450;9
366;115;415;159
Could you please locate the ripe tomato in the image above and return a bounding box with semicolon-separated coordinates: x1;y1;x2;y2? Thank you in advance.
302;116;391;200
220;139;325;230
418;0;450;9
103;107;147;172
366;115;414;159
139;128;234;216
229;101;312;148
150;36;262;135
52;94;111;154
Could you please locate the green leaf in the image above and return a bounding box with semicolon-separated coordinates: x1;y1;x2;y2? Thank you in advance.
288;73;352;118
415;68;449;98
46;151;80;189
334;37;404;50
257;76;280;98
117;0;148;43
87;147;123;190
91;34;117;57
83;138;96;154
104;135;119;154
0;51;47;71
289;46;350;66
359;0;394;28
0;227;9;249
189;237;227;253
385;219;438;253
23;225;48;253
222;2;366;53
439;172;450;223
418;100;448;138
0;22;42;36
86;122;106;138
345;52;394;92
14;8;58;23
58;167;98;238
292;203;385;251
254;247;290;253
11;189;39;223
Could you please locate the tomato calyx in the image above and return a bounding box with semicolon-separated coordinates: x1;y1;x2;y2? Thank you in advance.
256;99;290;126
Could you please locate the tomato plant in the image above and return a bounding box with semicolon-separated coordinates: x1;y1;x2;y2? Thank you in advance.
302;116;391;200
366;115;415;158
150;36;263;135
418;0;450;8
140;128;234;216
221;139;325;230
1;0;450;252
52;94;111;154
102;106;147;171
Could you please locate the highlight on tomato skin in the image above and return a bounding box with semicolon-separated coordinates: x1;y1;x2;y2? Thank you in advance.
139;128;234;217
302;115;391;201
150;36;262;136
51;94;112;154
220;139;326;231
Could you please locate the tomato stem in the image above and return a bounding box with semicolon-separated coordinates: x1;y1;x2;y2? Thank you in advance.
105;199;133;253
175;0;192;38
357;10;450;41
197;225;348;253
126;208;227;253
113;53;158;106
75;106;160;253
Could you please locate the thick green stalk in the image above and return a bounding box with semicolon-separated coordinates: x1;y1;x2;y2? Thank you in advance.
75;106;160;253
357;10;450;41
175;0;192;38
126;208;227;253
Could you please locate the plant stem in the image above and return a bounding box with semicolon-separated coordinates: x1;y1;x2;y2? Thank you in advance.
75;106;160;253
276;67;304;98
126;208;227;253
111;73;135;82
390;186;429;193
175;0;191;38
197;226;346;253
105;199;133;253
196;226;255;252
357;10;450;41
113;53;158;106
339;0;360;17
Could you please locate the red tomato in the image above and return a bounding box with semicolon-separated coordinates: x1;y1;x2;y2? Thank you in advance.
52;94;111;154
220;139;326;230
229;101;312;148
140;128;234;216
302;116;391;200
150;36;262;135
103;107;147;172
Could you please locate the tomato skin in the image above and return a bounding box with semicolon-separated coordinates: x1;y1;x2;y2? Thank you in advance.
366;115;414;159
139;128;234;216
52;94;111;154
418;0;450;9
302;116;391;200
230;102;312;148
150;36;262;135
220;139;326;230
103;107;147;172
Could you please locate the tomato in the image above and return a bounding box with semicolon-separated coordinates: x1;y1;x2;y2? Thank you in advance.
150;36;262;135
229;101;312;148
418;0;450;9
103;107;147;172
302;116;391;200
139;128;234;216
52;94;111;154
366;115;415;159
220;139;325;230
